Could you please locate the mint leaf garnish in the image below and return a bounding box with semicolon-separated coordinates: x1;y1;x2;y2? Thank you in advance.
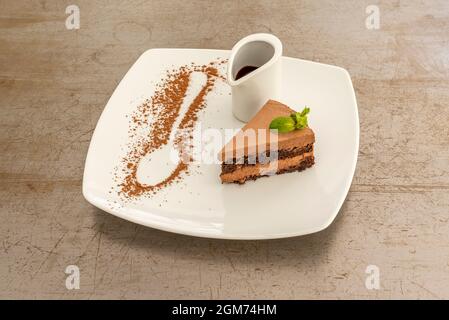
269;116;295;133
269;106;311;133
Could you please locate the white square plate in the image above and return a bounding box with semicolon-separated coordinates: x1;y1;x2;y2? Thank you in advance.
83;49;359;239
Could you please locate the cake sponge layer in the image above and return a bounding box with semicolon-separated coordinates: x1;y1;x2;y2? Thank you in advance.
220;152;314;184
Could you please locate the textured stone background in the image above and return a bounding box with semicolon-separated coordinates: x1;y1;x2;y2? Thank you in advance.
1;0;449;299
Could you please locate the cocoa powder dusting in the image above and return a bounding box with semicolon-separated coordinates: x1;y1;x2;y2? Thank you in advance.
116;61;226;199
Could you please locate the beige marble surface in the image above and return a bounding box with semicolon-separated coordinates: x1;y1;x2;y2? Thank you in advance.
1;0;449;299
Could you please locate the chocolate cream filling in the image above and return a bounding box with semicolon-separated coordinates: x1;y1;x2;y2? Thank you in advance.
221;144;314;174
220;151;315;183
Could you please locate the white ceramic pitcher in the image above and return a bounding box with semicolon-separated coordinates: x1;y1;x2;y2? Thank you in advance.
227;33;283;122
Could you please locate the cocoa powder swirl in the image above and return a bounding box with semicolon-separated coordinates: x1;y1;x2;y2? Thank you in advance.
117;61;226;198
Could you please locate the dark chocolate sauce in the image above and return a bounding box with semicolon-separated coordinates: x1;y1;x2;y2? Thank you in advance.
235;66;258;80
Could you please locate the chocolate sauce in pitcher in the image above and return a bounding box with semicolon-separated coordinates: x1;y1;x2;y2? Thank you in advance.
235;66;259;80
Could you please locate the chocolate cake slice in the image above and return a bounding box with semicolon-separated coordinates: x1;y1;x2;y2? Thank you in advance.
219;100;315;184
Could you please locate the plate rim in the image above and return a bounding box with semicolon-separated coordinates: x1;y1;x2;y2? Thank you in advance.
82;48;359;240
